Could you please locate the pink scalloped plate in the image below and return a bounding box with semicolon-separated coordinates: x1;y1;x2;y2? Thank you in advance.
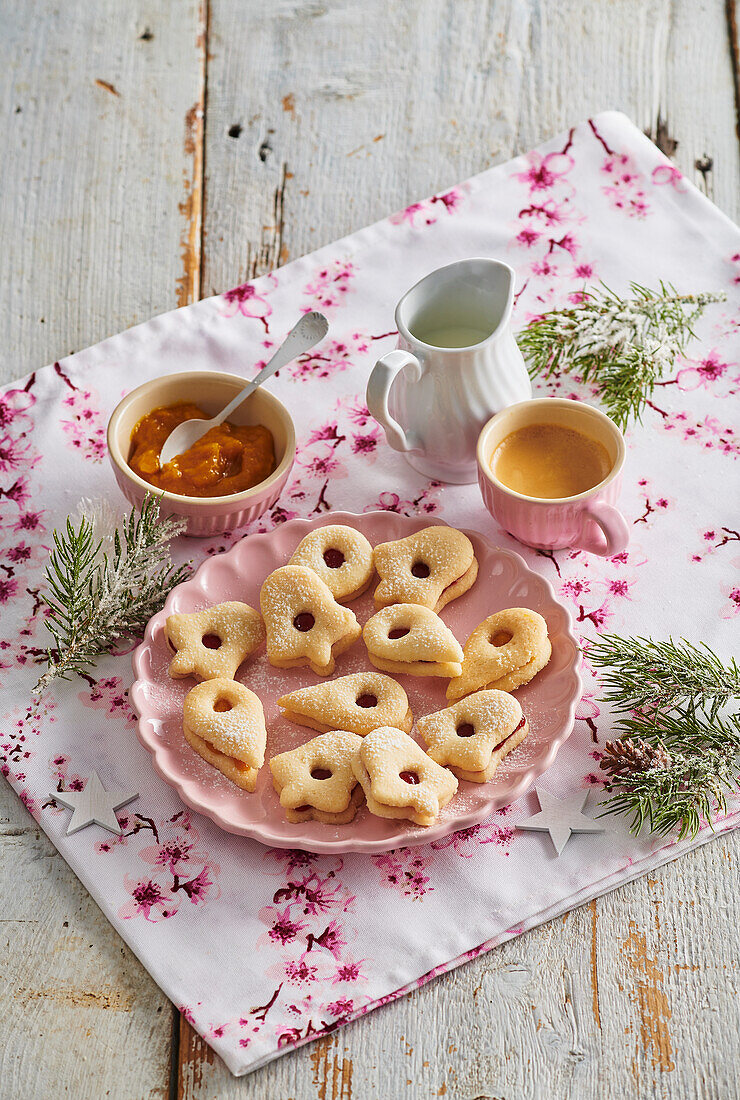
131;511;582;853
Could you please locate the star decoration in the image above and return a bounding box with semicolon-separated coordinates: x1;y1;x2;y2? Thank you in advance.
52;770;139;836
516;788;605;855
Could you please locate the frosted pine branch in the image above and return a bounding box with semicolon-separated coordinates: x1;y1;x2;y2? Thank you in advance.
516;282;726;429
34;495;191;694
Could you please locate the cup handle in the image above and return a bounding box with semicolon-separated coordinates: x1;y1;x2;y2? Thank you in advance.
574;500;630;557
366;350;423;453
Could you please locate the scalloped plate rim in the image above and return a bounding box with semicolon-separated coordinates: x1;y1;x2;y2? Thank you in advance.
131;510;582;854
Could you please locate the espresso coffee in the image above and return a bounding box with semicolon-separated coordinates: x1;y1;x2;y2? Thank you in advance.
492;422;612;499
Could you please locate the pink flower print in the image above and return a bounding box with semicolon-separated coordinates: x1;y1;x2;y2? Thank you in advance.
606;577;634;599
0;576;19;604
221;282;273;330
306;920;346;958
0;476;31;509
11;510;45;534
351;428;380;458
674;351;730;392
561;577;590;601
301;259;355;312
574;263;594;279
332;955;366;984
601;152;650;218
372;849;432;899
174;864;220;906
390;201;425;227
296;443;347;481
262;906;308;947
431;822;513;856
720;585;740;618
516;228;540;248
652;164;685;190
327;998;354;1019
283;956;319;986
345;399;372;427
307;421;341;445
431;188;464;212
515;151;575;193
60;389;107;462
575;692;600;742
119;874;180;922
390;187;468;227
0;434;36;474
78;676;137;726
139;834;206;876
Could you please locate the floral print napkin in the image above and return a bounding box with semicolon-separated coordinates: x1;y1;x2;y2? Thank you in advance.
1;111;738;1076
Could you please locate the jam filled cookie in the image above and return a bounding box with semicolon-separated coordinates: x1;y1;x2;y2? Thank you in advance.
363;604;463;678
182;677;266;792
447;608;551;702
278;671;413;736
372;525;478;612
165;601;265;681
269;729;364;823
417;689;529;783
352;727;458;827
260;565;361;676
288;524;374;603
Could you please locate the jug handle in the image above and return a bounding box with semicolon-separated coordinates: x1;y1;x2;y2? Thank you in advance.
366;350;423;453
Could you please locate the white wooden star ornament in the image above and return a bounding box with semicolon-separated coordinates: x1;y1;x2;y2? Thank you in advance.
53;770;139;836
516;788;605;855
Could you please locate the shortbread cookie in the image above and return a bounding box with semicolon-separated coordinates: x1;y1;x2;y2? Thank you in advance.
352;727;458;827
373;526;478;612
363;604;464;678
165;601;265;681
447;608;551;702
260;565;361;676
182;677;266;792
278;672;413;736
418;690;529;782
288;524;374;603
269;729;364;823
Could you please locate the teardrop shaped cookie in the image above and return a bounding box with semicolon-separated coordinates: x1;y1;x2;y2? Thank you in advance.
183;677;266;792
447;608;551;702
363;604;463;678
278;671;412;736
288;524;374;603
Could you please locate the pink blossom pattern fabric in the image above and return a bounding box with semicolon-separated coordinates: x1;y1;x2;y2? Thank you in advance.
0;112;738;1076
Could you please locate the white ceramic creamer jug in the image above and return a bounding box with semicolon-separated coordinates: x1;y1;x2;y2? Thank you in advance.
366;258;532;483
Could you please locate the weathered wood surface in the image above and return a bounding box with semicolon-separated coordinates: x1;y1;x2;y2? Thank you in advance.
1;1;739;1097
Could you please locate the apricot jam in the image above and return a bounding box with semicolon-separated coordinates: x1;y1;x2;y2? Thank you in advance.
128;402;276;498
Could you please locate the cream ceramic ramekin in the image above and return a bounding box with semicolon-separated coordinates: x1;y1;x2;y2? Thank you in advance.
107;371;296;537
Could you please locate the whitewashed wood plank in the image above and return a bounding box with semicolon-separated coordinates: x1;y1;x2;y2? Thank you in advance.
0;0;203;379
176;834;739;1099
0;783;172;1100
201;0;740;300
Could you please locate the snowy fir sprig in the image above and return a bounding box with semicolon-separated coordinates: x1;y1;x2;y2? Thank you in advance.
516;282;726;429
34;495;190;694
590;634;740;839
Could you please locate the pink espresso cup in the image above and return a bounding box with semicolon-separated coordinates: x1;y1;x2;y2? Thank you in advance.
476;398;629;556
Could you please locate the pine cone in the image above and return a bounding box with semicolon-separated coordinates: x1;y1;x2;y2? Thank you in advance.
600;737;672;780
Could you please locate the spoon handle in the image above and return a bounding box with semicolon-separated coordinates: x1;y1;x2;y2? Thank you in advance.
212;311;328;426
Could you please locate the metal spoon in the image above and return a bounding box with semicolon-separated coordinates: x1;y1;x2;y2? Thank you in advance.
158;311;329;466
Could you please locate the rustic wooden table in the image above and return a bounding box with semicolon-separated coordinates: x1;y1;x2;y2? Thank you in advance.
2;3;739;1097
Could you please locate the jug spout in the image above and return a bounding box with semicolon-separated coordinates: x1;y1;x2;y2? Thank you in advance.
395;257;516;349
